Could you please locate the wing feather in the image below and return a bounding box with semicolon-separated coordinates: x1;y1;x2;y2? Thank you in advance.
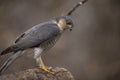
15;22;61;49
15;33;25;43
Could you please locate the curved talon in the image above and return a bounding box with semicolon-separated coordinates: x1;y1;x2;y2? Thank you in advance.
38;56;56;74
40;66;55;74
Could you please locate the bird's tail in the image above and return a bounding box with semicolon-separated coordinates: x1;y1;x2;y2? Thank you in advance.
0;51;23;75
0;45;20;55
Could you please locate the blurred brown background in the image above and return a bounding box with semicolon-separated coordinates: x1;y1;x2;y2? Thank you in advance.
0;0;120;80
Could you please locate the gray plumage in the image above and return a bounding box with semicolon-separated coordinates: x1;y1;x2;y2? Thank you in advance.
15;21;61;49
1;21;61;55
0;16;74;75
0;51;23;75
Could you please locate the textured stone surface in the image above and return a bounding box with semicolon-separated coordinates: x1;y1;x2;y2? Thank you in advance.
0;67;75;80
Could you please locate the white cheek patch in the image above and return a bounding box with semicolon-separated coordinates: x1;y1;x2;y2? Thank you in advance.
34;48;43;59
52;20;64;31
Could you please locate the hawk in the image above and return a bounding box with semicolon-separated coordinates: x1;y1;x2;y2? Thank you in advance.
0;16;74;74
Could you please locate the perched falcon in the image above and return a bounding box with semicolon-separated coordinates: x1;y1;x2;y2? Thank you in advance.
0;16;74;74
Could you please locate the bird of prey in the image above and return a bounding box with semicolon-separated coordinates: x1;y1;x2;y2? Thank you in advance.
0;0;88;75
0;16;74;74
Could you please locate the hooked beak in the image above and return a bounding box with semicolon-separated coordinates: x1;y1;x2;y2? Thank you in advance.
68;25;73;31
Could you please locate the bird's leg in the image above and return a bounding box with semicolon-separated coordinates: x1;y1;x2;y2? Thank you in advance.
39;56;55;74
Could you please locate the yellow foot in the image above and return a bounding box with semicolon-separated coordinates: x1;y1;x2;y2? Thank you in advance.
40;66;55;74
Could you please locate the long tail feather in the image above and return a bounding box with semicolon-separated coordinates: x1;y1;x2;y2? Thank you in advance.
0;51;23;75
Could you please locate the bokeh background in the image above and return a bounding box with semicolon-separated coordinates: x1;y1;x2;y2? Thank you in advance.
0;0;120;80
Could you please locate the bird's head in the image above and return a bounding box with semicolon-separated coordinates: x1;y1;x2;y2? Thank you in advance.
54;16;74;31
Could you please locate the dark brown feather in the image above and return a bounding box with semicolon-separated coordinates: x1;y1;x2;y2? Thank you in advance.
0;45;20;55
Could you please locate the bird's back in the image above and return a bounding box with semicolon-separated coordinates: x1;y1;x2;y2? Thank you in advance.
15;21;61;50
